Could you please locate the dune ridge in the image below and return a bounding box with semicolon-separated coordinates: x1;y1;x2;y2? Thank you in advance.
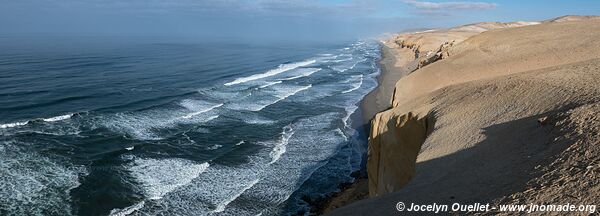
325;15;600;215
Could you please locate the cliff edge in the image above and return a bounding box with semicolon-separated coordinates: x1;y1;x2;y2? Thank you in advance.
328;16;600;215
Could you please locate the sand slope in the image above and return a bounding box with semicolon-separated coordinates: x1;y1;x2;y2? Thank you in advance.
393;18;600;107
329;17;600;215
360;21;537;121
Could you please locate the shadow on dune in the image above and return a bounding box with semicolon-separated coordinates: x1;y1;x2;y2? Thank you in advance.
329;109;576;216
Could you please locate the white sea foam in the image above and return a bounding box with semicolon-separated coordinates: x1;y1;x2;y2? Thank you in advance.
205;115;219;122
126;157;210;200
275;85;312;101
0;121;28;129
0;113;74;129
181;103;223;119
256;85;312;111
235;141;245;146
100;112;168;140
109;201;146;216
233;112;277;125
258;81;282;89
213;179;260;212
280;68;321;81
331;57;353;63
342;105;358;129
138;163;265;214
43;114;74;122
231;84;312;112
244;118;276;125
268;125;294;164
207;144;222;150
282;75;304;81
237;113;347;214
115;113;349;215
335;58;366;72
0;141;84;215
342;75;363;93
125;146;135;151
129;116;338;214
224;60;316;86
334;128;348;140
101;108;219;140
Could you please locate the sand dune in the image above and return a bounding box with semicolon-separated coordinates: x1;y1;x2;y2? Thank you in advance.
392;18;600;107
327;16;600;215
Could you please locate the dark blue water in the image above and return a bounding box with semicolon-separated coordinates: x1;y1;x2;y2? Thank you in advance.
0;37;380;216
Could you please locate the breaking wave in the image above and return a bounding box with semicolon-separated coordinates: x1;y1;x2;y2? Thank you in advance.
268;125;294;164
280;68;321;81
0;113;75;129
125;156;210;200
224;60;316;86
342;75;363;93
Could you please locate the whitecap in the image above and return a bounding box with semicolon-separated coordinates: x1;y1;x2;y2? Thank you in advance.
109;201;145;216
99;112;168;140
0;141;84;215
42;113;74;122
228;84;312;112
0;121;28;129
280;68;321;81
244;118;276;125
224;60;315;86
213;179;260;213
258;81;282;89
207;144;223;150
268;125;294;164
205;115;219;122
334;128;349;141
0;113;74;129
135;163;265;215
100;108;218;140
115;113;349;215
342;75;363;93
181;103;223;119
334;58;366;72
342;105;358;129
126;157;210;200
234;113;348;214
252;85;312;112
330;57;353;63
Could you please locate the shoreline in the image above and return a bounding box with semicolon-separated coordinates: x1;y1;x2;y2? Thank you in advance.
311;41;414;214
359;42;407;123
327;16;600;216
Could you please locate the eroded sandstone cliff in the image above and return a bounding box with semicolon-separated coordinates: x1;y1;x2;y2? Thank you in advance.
365;16;600;200
367;111;434;197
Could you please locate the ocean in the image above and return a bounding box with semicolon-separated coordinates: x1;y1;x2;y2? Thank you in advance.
0;37;380;216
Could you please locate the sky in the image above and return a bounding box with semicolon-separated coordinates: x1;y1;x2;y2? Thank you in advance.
0;0;599;42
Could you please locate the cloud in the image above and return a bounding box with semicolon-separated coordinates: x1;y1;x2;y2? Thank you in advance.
403;0;497;11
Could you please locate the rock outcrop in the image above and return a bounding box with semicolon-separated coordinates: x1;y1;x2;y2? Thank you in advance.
367;111;434;197
386;21;540;73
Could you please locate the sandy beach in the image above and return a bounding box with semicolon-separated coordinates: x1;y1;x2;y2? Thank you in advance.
314;43;414;214
360;43;415;122
324;15;600;215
